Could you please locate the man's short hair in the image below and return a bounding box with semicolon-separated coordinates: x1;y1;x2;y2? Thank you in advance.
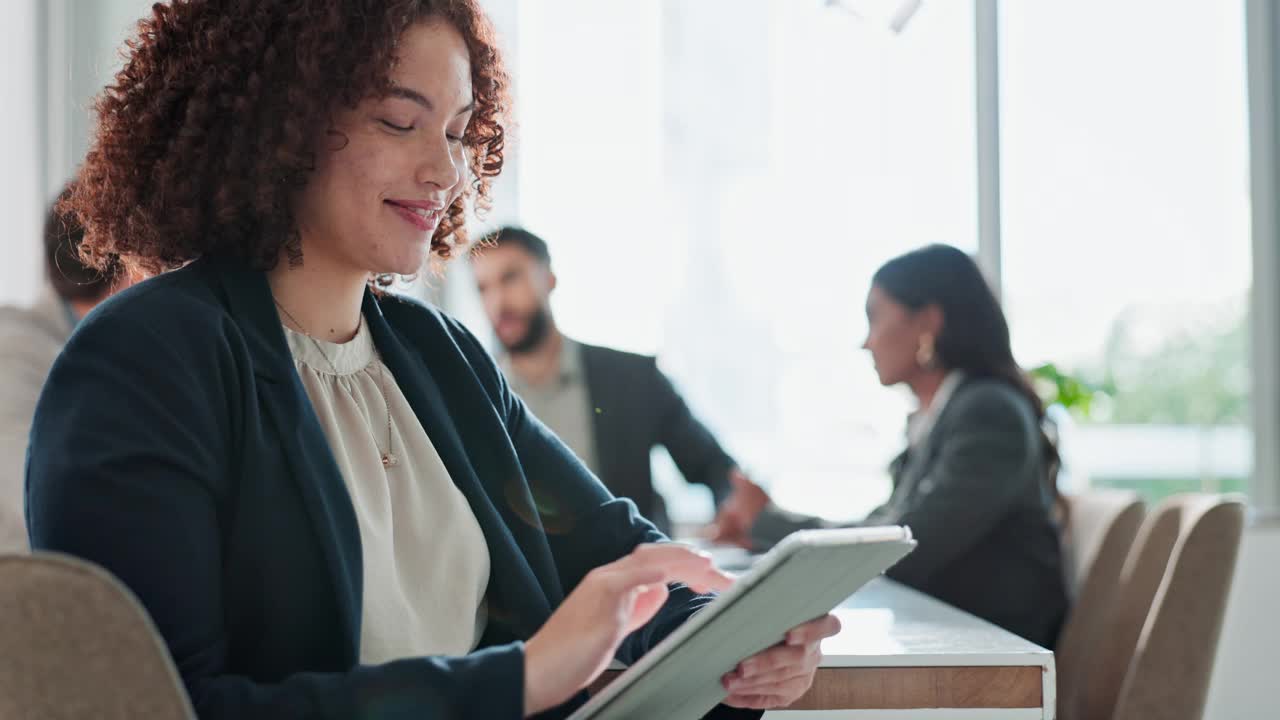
478;226;551;266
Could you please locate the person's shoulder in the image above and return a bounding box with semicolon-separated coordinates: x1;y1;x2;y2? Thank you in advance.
948;377;1038;429
375;289;447;328
575;340;657;372
66;262;235;361
376;291;485;356
0;304;58;347
376;292;508;387
0;304;42;329
0;303;63;379
89;262;224;324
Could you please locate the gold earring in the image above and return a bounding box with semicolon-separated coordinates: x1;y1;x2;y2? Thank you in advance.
916;335;936;368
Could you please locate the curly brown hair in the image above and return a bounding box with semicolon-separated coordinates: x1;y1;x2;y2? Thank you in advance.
62;0;508;279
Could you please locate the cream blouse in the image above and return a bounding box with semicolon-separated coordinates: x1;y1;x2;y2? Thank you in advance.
283;318;490;663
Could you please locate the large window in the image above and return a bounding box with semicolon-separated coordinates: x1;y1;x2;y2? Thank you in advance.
18;0;1261;513
2;0;159;309
1;1;42;307
999;1;1252;502
471;0;979;524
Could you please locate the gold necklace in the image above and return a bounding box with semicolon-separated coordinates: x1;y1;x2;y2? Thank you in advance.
274;300;399;469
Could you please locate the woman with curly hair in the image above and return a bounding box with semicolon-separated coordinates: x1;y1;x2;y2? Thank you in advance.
24;1;836;718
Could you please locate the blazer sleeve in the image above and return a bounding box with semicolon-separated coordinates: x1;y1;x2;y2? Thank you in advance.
647;360;736;507
747;503;825;550
748;499;905;551
26;306;527;720
451;324;763;720
882;386;1041;587
452;322;737;650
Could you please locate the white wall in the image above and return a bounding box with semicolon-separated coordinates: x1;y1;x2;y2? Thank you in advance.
1204;521;1280;720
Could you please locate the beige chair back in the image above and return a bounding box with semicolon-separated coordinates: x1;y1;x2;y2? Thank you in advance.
1078;494;1245;720
0;552;195;719
1056;490;1145;720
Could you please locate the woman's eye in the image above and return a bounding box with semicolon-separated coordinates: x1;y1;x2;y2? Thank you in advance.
380;119;414;132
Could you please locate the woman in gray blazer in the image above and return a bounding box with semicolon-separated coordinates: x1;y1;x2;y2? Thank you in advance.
711;245;1068;649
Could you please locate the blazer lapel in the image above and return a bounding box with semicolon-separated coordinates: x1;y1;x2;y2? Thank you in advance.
362;295;557;641
578;344;623;494
896;381;970;504
213;261;364;660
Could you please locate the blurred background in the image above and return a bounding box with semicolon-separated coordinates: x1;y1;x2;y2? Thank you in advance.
1;2;1274;717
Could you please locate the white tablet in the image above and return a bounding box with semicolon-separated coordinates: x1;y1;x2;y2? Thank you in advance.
567;526;917;720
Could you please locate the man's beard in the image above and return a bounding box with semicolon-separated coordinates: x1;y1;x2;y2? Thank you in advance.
504;306;551;355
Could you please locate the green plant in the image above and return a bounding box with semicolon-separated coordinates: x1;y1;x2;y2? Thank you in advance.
1029;363;1110;419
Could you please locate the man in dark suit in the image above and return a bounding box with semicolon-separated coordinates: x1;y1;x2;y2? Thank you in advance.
471;227;746;534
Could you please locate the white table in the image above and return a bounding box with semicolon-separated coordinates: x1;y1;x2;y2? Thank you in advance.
595;576;1056;719
764;577;1056;719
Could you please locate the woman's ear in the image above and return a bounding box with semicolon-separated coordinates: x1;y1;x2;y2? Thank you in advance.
919;304;945;337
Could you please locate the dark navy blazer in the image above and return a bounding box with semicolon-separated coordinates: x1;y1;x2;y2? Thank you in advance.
25;258;752;719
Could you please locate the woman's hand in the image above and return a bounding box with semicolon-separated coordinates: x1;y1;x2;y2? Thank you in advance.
721;613;841;710
706;469;772;548
522;543;734;717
